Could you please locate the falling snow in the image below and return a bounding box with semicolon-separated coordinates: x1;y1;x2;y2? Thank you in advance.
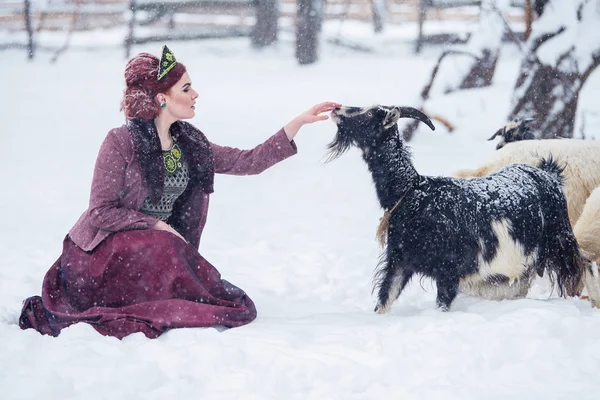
2;22;600;400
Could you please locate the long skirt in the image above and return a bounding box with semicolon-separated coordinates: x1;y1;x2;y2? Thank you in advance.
19;230;257;339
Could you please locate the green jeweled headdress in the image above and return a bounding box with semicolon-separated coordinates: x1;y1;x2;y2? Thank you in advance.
157;45;177;80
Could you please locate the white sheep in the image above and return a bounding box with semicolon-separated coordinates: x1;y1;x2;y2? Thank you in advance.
454;137;600;226
574;186;600;268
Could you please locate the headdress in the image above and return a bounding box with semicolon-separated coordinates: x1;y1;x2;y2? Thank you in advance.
157;45;177;80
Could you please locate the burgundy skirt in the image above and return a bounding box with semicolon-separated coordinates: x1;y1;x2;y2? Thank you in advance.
19;230;257;339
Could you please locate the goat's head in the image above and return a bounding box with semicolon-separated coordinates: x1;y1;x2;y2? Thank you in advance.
326;105;435;160
488;118;535;150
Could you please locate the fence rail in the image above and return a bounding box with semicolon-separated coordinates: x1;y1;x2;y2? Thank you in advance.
0;0;508;29
0;0;525;59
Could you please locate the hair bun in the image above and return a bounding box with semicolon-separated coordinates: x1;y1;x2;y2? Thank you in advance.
121;50;186;119
124;53;159;88
121;85;159;120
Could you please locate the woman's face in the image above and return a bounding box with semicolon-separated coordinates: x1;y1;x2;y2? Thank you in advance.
161;72;198;120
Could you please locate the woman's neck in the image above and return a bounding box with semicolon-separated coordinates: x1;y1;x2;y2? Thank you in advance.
154;115;175;150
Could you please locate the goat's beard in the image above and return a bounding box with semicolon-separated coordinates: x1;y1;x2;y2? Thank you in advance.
325;130;354;162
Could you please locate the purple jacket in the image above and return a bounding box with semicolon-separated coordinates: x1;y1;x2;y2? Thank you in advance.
69;122;297;251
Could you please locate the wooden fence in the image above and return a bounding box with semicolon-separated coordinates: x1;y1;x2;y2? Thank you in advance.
0;0;497;32
0;1;524;59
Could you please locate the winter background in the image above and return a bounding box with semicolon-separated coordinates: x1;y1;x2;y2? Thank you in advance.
1;2;600;399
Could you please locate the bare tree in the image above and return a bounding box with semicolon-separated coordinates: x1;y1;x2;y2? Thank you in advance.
402;0;512;140
508;0;600;139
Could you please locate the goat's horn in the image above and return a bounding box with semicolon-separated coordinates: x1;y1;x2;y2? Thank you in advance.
398;107;435;131
521;118;535;126
487;128;503;141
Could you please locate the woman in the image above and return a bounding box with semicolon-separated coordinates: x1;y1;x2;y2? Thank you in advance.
19;45;340;339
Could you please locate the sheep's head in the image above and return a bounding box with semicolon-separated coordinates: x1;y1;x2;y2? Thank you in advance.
488;118;535;150
326;105;435;160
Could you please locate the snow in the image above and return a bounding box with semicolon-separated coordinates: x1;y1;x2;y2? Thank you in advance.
422;0;515;98
575;0;600;73
534;0;600;73
531;1;576;66
2;23;600;399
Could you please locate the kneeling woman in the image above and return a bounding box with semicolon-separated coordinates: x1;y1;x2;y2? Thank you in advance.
19;46;339;339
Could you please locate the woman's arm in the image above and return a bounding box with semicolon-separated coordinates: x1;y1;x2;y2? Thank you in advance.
212;101;340;175
211;128;296;175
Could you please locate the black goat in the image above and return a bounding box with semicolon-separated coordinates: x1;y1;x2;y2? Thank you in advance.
487;118;535;150
327;105;598;312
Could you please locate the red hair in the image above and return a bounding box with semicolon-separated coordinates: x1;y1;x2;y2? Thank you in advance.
120;52;187;119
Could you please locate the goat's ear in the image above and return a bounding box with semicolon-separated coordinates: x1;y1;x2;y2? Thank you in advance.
383;107;402;129
487;128;504;141
520;118;534;131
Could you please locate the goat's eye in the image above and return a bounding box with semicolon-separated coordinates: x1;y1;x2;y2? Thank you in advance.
367;111;374;118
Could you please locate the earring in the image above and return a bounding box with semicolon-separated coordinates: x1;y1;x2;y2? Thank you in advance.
160;101;166;108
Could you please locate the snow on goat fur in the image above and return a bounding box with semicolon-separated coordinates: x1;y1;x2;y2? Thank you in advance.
454;133;600;226
327;105;600;312
574;186;600;267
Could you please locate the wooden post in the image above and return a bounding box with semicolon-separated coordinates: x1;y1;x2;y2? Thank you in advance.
24;0;34;59
125;0;137;58
372;0;385;33
524;0;532;40
296;0;322;64
252;0;279;48
415;0;427;53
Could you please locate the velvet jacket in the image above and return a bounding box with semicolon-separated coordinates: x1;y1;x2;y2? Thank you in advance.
69;120;297;252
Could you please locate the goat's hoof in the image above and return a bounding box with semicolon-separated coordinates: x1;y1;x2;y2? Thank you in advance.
374;304;388;314
579;295;600;308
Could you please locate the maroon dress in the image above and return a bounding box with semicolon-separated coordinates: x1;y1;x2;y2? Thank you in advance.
19;119;297;339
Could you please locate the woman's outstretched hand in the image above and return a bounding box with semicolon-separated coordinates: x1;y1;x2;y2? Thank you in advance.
284;101;341;141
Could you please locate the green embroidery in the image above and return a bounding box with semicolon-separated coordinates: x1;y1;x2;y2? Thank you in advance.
163;142;182;174
157;45;178;80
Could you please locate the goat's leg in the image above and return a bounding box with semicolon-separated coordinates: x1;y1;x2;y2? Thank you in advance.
435;276;460;311
374;267;413;314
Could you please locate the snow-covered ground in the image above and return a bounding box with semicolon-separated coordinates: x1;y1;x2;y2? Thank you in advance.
1;23;600;399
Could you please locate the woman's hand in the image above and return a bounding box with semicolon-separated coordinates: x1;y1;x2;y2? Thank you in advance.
284;101;341;141
152;220;187;243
